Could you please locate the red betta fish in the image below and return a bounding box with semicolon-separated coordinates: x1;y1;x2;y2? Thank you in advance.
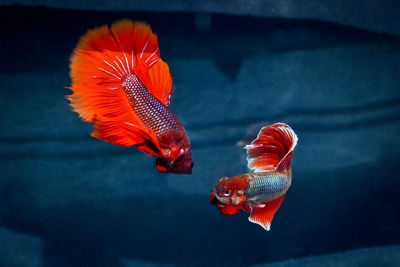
210;123;298;230
68;20;193;174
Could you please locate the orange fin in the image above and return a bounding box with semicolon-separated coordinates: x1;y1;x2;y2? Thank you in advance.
248;194;286;231
110;20;172;106
146;59;173;106
68;20;172;149
245;123;298;172
91;120;162;155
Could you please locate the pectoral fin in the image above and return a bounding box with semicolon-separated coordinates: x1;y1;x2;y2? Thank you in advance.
248;194;286;231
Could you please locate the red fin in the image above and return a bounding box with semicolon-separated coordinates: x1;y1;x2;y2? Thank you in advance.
248;194;286;231
245;123;298;172
210;192;241;215
68;20;172;149
219;205;242;215
137;140;163;157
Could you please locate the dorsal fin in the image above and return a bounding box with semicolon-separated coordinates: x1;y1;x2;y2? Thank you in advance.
245;123;298;172
110;20;172;106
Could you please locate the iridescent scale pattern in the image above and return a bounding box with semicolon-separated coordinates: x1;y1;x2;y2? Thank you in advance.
122;74;181;138
245;172;292;203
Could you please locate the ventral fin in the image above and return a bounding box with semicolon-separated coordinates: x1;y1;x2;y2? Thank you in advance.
248;194;286;231
219;205;241;215
245;123;298;172
136;140;163;157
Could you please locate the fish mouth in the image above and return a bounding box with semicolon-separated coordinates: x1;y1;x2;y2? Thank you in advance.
210;189;225;206
211;185;225;203
210;191;221;206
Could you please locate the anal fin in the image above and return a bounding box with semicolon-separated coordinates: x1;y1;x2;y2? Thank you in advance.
248;194;286;231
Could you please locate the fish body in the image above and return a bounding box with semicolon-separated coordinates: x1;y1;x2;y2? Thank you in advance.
121;74;192;173
210;123;298;230
245;170;291;203
68;20;193;174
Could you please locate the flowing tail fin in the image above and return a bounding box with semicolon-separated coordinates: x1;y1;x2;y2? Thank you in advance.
245;123;298;172
67;20;172;154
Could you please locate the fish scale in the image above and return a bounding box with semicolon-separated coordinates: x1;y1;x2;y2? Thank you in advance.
245;171;292;203
122;74;181;139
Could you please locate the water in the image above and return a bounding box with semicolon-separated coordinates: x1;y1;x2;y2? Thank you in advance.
1;6;399;267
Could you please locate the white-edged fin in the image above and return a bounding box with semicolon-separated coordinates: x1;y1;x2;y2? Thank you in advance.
275;124;298;172
245;123;298;172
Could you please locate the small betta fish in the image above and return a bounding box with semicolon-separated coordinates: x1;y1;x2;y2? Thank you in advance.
210;123;298;230
68;20;193;174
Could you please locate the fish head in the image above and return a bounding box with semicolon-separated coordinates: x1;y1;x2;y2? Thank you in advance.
156;143;193;174
210;176;248;215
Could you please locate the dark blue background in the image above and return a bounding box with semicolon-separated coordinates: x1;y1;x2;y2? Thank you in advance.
0;6;399;267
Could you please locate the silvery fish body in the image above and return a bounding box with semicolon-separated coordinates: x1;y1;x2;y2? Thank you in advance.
245;170;292;203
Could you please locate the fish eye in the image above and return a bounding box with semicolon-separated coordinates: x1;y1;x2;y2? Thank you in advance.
223;188;231;197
